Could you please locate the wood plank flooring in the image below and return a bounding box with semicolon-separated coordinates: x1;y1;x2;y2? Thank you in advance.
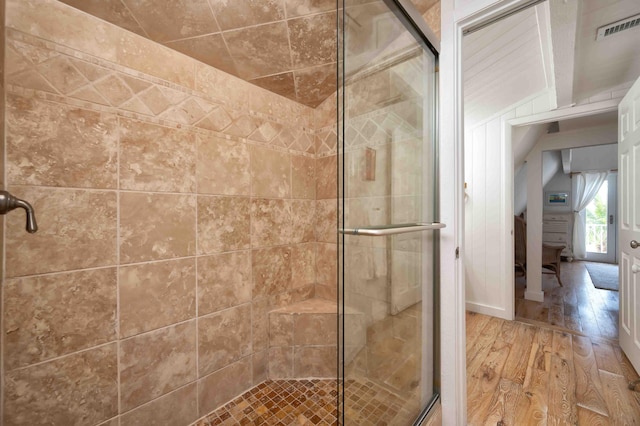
466;311;640;425
515;261;619;341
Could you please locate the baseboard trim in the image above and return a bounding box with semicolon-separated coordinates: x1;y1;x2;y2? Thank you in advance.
465;302;513;320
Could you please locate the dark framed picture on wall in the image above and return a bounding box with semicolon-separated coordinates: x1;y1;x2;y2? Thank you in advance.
545;191;570;206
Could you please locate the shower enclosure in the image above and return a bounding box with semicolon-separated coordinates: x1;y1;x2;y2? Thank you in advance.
338;0;441;424
0;0;440;424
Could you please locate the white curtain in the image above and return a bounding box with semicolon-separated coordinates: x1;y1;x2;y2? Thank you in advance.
572;171;609;259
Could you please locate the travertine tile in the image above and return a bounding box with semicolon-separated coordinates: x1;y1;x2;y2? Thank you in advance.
121;0;219;42
198;357;252;417
316;155;337;199
316;242;338;289
252;350;268;385
120;321;197;411
119;192;196;264
120;384;198;426
291;243;316;288
4;268;117;370
250;73;297;103
165;33;237;76
290;199;315;244
268;347;294;379
315;199;338;243
197;196;251;254
252;298;271;353
294;63;337;108
119;258;196;338
269;313;293;347
251;199;291;247
3;344;118;425
198;304;252;376
252;246;292;298
223;22;292;80
291;155;316;199
294;346;337;378
58;0;148;36
5;186;117;277
195;62;251;109
288;12;336;69
209;0;285;31
295;314;337;346
196;135;250;196
250;145;291;198
284;0;336;17
197;251;251;316
119;118;196;193
6;94;118;188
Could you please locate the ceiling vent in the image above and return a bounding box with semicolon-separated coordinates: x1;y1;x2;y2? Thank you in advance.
596;14;640;41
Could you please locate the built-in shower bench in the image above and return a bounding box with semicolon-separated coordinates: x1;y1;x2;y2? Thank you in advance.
267;298;365;379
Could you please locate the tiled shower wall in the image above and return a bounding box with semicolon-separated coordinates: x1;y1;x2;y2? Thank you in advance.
1;0;338;425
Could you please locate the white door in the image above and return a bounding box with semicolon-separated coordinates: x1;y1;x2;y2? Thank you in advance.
619;77;640;372
586;173;617;263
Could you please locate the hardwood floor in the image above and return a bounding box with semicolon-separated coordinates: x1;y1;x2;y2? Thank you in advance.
466;311;640;425
515;261;619;341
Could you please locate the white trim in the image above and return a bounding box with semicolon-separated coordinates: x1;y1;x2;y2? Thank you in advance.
523;289;545;302
465;301;512;319
509;99;620;127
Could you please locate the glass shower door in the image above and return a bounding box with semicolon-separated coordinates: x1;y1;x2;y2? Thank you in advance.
338;1;440;424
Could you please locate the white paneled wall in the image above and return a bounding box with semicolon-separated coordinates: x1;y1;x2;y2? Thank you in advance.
464;90;553;319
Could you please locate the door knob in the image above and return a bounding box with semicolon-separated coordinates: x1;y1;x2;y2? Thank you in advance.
0;190;38;233
631;240;639;249
633;264;640;274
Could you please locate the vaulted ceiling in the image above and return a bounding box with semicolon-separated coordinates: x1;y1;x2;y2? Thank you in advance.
57;0;439;108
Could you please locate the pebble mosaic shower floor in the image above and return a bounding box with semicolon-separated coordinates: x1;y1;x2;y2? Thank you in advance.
192;378;417;425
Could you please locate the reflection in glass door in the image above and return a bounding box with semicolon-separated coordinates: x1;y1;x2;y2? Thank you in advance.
337;1;440;424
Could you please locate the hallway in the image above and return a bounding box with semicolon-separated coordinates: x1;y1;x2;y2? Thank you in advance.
515;261;619;341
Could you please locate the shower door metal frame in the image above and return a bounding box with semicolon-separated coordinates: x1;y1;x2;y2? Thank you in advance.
337;0;442;424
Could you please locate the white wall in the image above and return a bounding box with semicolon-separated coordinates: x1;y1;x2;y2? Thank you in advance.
571;144;618;172
543;169;572;213
464;90;552;319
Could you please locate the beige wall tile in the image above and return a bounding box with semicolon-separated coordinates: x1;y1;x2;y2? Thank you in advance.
195;62;251;110
316;155;337;199
120;0;219;42
315;283;337;301
3;344;118;425
197;251;251;316
198;304;252;377
316;199;337;243
288;12;336;69
268;347;293;379
291;243;316;288
196;134;250;196
5;186;117;277
252;350;268;385
251;199;291;247
252;246;292;299
251;298;270;353
4;268;117;370
291;155;316;199
120;192;196;264
290;200;315;244
197;196;250;254
119;258;196;338
269;313;293;347
120;321;197;411
119;118;196;193
294;313;337;346
57;0;147;36
6;94;118;188
198;357;252;417
209;0;285;31
284;0;336;18
294;63;337;108
316;243;338;289
250;145;291;198
166;34;237;76
120;384;198;426
222;22;291;80
294;346;336;378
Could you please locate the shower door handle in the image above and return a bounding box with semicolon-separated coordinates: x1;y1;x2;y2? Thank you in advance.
339;222;445;236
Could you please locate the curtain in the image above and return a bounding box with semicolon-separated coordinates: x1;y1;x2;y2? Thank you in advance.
572;171;609;259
